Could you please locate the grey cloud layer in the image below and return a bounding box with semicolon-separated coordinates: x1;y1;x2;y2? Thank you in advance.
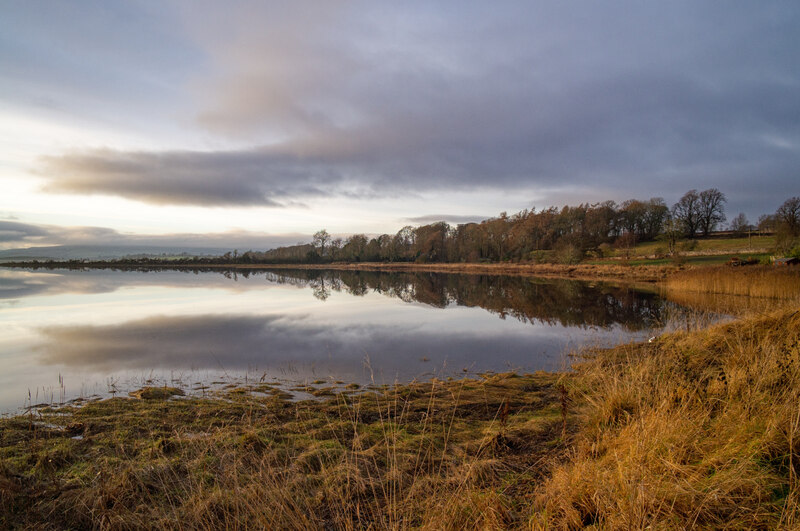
0;221;50;243
40;148;314;206
30;2;800;213
405;214;487;225
0;220;306;250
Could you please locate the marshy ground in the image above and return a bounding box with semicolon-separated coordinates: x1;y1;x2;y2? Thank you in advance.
1;372;566;529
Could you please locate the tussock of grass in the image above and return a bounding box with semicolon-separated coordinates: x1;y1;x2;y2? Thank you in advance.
128;386;185;399
533;307;800;528
665;265;800;299
0;373;563;529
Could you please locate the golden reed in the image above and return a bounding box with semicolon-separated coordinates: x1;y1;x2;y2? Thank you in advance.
665;265;800;299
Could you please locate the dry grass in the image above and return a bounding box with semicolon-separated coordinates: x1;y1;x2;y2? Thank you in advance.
0;373;564;529
533;307;800;529
663;290;785;317
665;265;800;299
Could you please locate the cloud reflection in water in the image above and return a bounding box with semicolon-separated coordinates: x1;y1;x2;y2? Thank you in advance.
37;312;572;381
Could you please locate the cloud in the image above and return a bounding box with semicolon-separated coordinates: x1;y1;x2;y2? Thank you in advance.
0;221;50;243
0;220;307;251
38;147;340;207
24;2;800;215
405;214;486;225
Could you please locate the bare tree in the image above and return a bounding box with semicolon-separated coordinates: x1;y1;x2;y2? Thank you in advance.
698;188;726;236
329;237;343;261
313;229;331;258
729;212;749;235
660;216;683;256
672;189;701;238
643;198;669;240
757;214;777;234
776;196;800;236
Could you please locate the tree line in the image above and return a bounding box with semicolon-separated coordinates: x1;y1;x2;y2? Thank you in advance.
251;192;798;264
13;192;796;267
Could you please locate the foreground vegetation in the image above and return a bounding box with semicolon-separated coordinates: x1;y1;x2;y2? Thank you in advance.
0;374;565;529
536;305;800;528
3;299;800;528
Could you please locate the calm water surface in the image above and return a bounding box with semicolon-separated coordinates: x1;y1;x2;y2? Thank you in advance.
1;267;686;412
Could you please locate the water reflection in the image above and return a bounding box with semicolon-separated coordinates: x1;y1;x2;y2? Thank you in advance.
265;269;666;331
1;267;686;411
0;268;258;300
2;267;667;330
36;313;568;377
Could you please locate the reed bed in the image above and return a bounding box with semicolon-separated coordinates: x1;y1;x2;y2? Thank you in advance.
663;289;786;317
664;265;800;299
533;307;800;529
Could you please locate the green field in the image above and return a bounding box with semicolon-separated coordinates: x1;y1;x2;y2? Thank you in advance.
586;233;776;267
628;234;774;256
588;252;771;267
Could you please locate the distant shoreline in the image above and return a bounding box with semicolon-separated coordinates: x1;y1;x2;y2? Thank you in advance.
6;260;799;299
2;260;672;283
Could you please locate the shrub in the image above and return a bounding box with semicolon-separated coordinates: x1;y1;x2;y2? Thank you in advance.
528;250;554;264
554;243;584;265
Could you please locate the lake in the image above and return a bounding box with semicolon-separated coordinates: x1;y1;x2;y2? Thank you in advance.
0;267;692;412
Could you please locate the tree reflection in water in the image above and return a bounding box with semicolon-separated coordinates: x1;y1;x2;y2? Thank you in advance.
267;269;666;331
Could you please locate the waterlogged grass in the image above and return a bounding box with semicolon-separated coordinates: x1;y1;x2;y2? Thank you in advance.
0;373;565;529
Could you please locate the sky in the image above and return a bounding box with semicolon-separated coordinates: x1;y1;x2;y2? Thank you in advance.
1;1;799;251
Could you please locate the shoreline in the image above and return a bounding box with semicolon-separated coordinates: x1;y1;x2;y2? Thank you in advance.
2;260;674;283
7;261;799;300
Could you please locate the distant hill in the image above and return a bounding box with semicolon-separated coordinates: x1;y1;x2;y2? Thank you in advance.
0;245;232;263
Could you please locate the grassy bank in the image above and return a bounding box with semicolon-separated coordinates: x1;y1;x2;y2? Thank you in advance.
535;306;800;528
